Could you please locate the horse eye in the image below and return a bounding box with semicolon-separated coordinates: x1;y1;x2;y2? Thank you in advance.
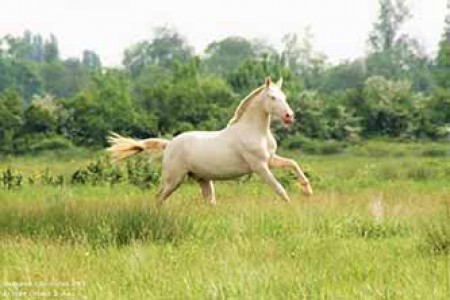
271;96;276;100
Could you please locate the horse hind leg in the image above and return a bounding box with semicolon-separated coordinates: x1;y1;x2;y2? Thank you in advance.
157;171;185;205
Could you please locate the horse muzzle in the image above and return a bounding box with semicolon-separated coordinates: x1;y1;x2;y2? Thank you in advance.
281;112;294;125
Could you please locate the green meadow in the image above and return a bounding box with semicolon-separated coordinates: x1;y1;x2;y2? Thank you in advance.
1;141;449;299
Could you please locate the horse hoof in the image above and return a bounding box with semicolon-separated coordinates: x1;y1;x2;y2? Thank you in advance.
300;182;313;196
283;196;291;202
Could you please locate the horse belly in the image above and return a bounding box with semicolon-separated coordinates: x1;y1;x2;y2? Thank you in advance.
187;145;250;180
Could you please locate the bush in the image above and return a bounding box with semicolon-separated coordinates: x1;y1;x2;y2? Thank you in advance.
282;135;346;155
14;134;74;153
420;214;450;255
421;148;450;157
29;136;74;151
0;168;23;189
0;156;161;189
406;166;439;181
71;156;160;188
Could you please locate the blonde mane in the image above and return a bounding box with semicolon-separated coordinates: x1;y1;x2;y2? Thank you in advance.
228;85;265;125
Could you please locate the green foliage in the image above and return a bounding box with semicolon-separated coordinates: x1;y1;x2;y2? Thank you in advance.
70;156;161;189
281;29;327;89
368;0;411;52
82;50;102;71
420;207;450;255
319;60;367;92
281;134;347;155
137;61;236;134
40;60;90;98
23;104;56;134
1;12;450;155
203;36;257;75
0;168;23;189
60;70;152;145
123;26;194;76
14;134;74;154
227;55;302;96
0;89;22;153
0;156;160;189
43;34;59;63
278;91;360;141
361;76;412;137
434;40;450;88
434;9;450;88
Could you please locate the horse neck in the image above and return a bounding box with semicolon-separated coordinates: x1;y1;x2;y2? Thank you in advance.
236;95;271;134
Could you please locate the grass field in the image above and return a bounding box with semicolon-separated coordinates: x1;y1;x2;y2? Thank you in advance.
1;141;450;299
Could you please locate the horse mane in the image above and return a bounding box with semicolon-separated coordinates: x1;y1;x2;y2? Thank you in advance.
228;85;265;125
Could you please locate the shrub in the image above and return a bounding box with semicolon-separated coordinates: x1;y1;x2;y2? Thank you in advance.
421;148;450;157
281;134;346;155
29;136;74;152
0;168;23;189
14;134;74;153
71;156;160;188
420;215;450;255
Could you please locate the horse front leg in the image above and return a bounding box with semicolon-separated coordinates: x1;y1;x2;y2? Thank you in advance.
253;163;291;202
269;154;313;196
197;179;216;205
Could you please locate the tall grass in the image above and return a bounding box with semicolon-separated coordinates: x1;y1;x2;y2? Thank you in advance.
1;141;449;299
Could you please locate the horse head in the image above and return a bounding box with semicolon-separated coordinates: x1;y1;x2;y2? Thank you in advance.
260;77;294;125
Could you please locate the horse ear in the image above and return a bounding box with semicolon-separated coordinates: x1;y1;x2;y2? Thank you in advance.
264;77;271;88
276;78;283;88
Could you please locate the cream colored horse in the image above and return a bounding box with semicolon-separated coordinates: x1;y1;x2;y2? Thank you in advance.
107;77;313;204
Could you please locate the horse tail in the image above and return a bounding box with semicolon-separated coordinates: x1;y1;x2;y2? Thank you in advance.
106;132;169;161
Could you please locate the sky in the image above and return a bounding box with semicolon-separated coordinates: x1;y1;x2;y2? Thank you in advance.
0;0;447;66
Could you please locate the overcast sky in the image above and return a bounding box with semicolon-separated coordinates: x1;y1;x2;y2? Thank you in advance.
0;0;447;66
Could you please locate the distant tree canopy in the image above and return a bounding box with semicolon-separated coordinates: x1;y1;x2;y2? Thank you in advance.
434;8;450;89
0;0;449;154
203;36;257;75
123;26;194;77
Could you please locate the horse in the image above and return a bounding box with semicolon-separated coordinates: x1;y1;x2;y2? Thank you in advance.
107;77;313;205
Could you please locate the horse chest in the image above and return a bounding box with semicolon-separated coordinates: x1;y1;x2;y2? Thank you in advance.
241;135;276;161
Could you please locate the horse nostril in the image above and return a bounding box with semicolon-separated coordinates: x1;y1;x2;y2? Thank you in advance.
285;112;292;119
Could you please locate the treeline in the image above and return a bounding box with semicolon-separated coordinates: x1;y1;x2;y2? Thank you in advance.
0;0;449;154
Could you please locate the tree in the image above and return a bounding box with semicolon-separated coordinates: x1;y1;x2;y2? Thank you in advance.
40;62;66;96
319;60;367;92
123;26;194;76
138;59;235;134
368;0;411;52
203;37;256;75
366;0;432;90
11;60;43;100
0;59;14;92
434;3;450;88
22;97;57;134
31;34;44;62
60;70;153;146
1;31;45;62
82;50;102;71
227;55;302;97
61;59;90;97
2;32;33;61
281;27;327;88
43;34;59;63
0;89;22;153
360;76;413;137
